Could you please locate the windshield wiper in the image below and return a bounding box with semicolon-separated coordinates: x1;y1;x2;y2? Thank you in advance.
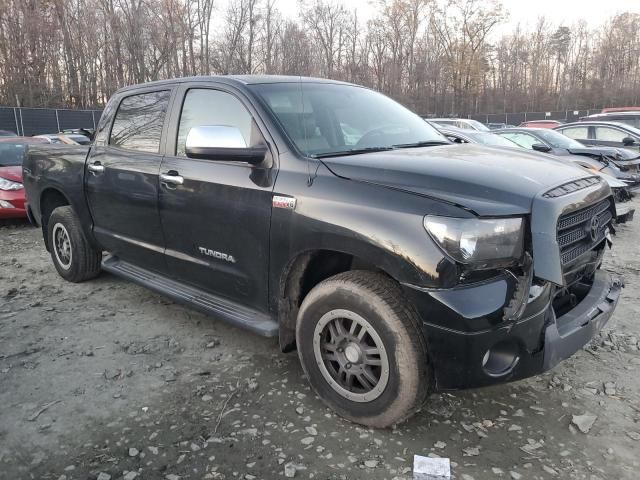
311;146;394;159
392;140;451;149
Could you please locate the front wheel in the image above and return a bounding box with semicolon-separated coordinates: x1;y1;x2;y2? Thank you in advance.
296;271;430;428
47;206;102;282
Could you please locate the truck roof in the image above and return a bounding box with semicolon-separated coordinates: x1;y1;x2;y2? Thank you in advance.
114;75;353;94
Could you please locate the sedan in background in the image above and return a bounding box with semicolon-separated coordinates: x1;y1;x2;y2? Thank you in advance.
427;117;490;131
554;121;640;152
35;134;81;145
579;111;640;129
518;120;563;129
0;137;48;219
436;126;521;148
487;122;515;130
495;128;640;182
440;126;635;222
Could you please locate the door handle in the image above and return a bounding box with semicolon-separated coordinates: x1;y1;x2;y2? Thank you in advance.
160;172;184;186
87;162;104;174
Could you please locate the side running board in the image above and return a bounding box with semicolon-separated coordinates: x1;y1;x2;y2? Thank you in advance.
102;256;278;337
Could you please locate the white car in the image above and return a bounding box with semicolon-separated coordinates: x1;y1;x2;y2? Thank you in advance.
427;118;490;131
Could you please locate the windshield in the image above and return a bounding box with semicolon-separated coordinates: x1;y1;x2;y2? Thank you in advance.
468;131;519;147
250;83;447;157
0;143;26;166
535;129;584;149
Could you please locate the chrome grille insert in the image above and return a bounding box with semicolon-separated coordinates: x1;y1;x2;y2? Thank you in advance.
557;198;612;266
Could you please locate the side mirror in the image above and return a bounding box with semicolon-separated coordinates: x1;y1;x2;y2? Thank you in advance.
185;126;267;165
532;143;552;153
622;136;636;147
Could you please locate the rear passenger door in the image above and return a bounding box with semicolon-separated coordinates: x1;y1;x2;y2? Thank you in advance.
158;84;276;311
86;89;173;273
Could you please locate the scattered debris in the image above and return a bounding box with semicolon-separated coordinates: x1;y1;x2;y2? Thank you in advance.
27;400;61;421
413;455;450;478
571;414;598;434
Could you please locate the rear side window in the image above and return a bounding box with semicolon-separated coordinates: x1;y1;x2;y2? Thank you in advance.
594;126;627;142
109;91;171;153
0;143;26;166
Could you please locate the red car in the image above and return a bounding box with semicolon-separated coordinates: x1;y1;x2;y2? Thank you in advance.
518;120;563;129
0;137;48;219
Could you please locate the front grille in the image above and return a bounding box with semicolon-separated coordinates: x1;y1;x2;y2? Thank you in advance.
557;198;612;266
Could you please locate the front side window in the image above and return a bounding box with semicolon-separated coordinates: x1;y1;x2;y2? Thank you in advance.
559;126;589;141
176;89;254;156
250;83;446;157
595;126;628;142
109;90;171;153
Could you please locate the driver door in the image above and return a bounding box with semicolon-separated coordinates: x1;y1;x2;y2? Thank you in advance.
158;85;276;311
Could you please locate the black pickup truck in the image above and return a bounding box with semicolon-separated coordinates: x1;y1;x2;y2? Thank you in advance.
23;76;622;427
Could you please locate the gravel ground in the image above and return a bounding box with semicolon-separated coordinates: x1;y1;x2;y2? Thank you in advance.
1;198;640;480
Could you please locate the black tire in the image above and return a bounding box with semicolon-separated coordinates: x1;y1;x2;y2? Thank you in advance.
47;206;102;282
296;270;430;428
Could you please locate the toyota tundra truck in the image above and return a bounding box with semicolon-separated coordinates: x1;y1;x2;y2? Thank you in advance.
22;76;622;427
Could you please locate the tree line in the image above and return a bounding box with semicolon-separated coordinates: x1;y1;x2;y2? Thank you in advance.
1;0;639;115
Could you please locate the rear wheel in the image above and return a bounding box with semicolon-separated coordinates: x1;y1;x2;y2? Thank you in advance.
47;206;102;282
296;271;430;428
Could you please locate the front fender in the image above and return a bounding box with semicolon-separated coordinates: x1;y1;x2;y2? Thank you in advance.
269;162;470;311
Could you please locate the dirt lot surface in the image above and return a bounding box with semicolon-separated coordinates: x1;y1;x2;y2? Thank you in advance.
2;199;640;480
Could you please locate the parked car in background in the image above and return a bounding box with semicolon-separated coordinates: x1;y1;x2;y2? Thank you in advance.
487;122;515;130
0;137;48;219
35;134;81;145
427;117;490;131
601;107;640;113
494;128;640;188
436;126;520;148
0;130;17;137
580;111;640;129
60;128;95;142
518;120;563;129
23;75;622;427
554;121;640;153
440;126;635;223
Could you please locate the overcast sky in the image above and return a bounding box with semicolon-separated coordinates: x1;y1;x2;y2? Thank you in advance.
266;0;640;31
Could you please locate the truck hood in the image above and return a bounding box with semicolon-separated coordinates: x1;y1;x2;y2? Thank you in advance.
322;144;592;216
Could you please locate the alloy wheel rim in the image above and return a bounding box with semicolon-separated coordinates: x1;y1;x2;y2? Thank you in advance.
313;309;389;403
52;223;72;270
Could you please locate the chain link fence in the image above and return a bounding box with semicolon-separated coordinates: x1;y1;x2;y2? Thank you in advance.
0;106;607;137
0;107;103;136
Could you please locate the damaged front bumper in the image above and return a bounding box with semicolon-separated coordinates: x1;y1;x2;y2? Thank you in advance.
403;269;622;391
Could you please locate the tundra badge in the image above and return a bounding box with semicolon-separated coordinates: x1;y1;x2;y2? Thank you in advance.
199;247;236;263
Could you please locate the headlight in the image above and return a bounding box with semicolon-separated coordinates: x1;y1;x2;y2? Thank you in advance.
0;177;23;191
424;215;524;268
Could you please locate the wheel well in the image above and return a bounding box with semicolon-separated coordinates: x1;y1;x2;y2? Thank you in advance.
278;250;381;352
40;189;70;249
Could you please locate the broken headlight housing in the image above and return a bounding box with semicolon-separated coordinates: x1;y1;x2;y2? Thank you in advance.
424;216;524;268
